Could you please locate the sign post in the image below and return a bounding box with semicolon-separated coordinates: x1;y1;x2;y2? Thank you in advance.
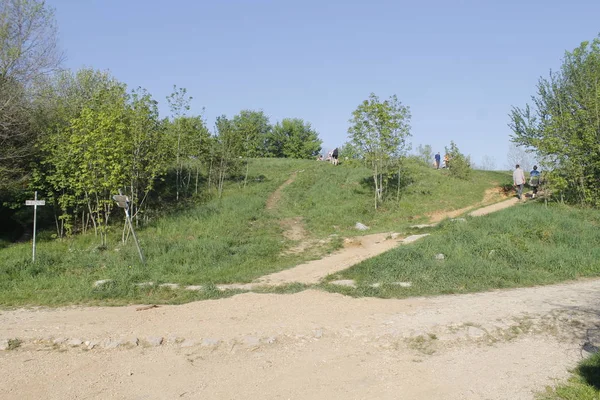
112;193;145;264
25;191;45;263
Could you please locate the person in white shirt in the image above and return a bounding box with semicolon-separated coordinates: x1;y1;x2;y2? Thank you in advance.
513;164;526;200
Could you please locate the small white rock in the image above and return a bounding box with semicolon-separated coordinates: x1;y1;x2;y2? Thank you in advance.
330;279;357;288
392;282;412;288
93;279;113;288
355;222;369;231
180;339;196;348
146;336;163;347
158;283;179;290
0;339;9;351
435;253;445;260
201;338;220;347
67;338;83;347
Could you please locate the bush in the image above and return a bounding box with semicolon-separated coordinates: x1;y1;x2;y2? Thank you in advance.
446;141;472;180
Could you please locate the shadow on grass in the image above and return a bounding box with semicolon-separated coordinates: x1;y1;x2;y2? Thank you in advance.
579;361;600;390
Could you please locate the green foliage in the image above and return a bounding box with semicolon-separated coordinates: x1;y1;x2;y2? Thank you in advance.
0;0;62;199
510;35;600;206
328;202;600;298
33;69;170;242
231;110;272;158
415;144;434;166
348;93;412;209
266;118;322;159
445;141;472;180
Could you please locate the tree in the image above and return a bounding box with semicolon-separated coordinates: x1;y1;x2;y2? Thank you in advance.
348;93;411;209
0;0;63;195
212;115;242;198
266;118;322;159
445;141;472;180
415;144;433;166
231;110;271;186
505;144;534;172
509;36;600;206
478;155;497;171
166;85;192;201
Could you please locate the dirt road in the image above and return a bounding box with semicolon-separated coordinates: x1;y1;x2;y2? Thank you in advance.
2;278;599;399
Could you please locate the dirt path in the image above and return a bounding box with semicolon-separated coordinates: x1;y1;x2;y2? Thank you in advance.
265;171;297;210
2;279;599;399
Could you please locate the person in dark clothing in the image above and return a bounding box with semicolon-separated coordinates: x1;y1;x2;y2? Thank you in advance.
434;152;441;169
331;148;339;165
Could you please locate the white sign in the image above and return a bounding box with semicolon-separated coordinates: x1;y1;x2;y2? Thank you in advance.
25;200;45;206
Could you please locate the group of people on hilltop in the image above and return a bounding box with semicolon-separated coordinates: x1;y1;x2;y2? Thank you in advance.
317;148;339;165
513;164;541;200
434;152;450;169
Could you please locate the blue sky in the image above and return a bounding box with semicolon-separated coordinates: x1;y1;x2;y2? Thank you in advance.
48;0;600;167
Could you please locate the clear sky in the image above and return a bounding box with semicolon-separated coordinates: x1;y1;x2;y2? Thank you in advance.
48;0;600;167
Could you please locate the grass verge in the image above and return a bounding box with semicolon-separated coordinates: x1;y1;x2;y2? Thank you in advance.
324;202;600;298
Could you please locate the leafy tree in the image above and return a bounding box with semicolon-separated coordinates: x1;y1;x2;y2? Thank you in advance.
478;155;497;171
231;110;271;186
415;144;434;166
212;115;243;198
509;36;600;206
166;86;192;201
267;118;322;159
0;0;63;196
505;144;534;172
348;93;411;209
445;141;472;180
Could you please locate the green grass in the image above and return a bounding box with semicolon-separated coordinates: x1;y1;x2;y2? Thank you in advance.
539;352;600;400
0;158;510;306
325;202;600;298
276;158;511;236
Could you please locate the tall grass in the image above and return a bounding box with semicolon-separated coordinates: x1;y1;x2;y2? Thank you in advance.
326;203;600;298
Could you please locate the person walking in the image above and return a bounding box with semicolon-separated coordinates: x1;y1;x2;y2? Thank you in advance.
513;164;526;200
529;165;541;198
435;152;441;169
331;147;339;165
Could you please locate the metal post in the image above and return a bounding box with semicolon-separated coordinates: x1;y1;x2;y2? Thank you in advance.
32;191;37;263
125;204;145;264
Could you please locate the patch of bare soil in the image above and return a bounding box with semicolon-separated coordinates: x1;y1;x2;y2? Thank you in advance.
280;217;307;241
280;217;316;255
266;172;297;210
427;186;513;223
2;279;599;399
258;232;403;285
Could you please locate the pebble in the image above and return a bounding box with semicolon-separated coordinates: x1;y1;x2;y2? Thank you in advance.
180;339;196;348
93;279;113;288
158;283;179;290
355;222;369;231
435;253;445;260
0;339;8;351
185;285;204;291
102;339;123;349
243;336;260;346
329;279;357;288
402;234;430;244
201;338;220;347
67;338;83;347
146;336;164;347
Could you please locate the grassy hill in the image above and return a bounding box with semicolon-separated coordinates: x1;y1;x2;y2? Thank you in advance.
0;158;510;306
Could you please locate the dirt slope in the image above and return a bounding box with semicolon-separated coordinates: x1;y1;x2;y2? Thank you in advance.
2;278;599;399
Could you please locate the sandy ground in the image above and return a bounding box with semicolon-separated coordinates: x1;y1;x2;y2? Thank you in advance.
2;279;599;400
